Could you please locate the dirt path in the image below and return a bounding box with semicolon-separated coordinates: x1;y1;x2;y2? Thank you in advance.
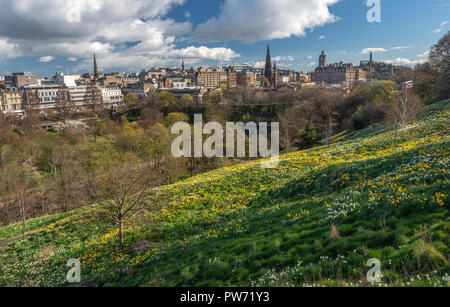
0;236;24;248
0;228;44;248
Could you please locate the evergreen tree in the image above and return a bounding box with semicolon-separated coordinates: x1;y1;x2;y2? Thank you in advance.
298;120;318;149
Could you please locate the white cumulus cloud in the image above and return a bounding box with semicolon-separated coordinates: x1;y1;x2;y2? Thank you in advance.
273;56;295;62
382;58;426;66
39;56;54;63
432;21;448;34
194;0;340;43
361;48;387;54
0;39;17;56
0;0;240;71
253;61;265;69
417;51;430;58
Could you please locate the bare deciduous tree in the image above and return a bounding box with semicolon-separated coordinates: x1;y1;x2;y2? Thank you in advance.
427;31;450;101
16;186;28;231
55;84;74;123
94;156;157;245
84;84;104;115
7;166;36;232
390;86;423;145
277;104;308;154
22;88;41;128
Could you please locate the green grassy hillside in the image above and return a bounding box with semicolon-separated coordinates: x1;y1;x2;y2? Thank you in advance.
1;100;449;287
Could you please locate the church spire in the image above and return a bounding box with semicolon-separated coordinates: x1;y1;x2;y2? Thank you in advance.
182;59;185;72
264;45;272;86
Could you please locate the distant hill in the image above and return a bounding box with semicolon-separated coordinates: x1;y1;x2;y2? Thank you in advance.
0;100;449;287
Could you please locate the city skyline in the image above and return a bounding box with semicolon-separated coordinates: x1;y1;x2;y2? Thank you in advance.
0;0;449;77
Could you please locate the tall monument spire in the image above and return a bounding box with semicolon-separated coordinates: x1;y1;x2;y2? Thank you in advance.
264;45;272;86
182;59;185;72
93;53;99;80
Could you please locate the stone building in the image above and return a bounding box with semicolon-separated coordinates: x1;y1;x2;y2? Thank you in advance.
100;74;119;86
122;82;157;98
163;76;194;89
100;86;123;108
376;64;394;74
12;72;38;87
0;88;23;114
22;83;118;115
195;67;236;88
312;50;365;86
237;71;256;87
355;69;367;82
26;84;60;110
225;66;237;88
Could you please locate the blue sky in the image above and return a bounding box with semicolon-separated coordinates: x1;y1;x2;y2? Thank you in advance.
0;0;448;77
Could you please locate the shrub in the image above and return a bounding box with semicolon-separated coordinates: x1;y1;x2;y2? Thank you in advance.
164;112;189;128
395;240;447;274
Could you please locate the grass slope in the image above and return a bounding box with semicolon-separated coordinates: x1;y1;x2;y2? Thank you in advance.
0;100;449;287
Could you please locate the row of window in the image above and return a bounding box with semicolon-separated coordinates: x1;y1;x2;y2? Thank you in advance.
38;91;59;97
0;98;21;103
2;104;20;111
